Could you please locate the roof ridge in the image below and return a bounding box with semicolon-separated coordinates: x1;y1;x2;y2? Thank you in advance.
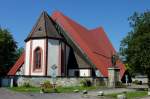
25;11;61;42
43;11;49;37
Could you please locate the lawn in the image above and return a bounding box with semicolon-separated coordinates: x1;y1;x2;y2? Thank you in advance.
8;87;41;93
8;87;148;98
8;86;101;93
107;91;147;99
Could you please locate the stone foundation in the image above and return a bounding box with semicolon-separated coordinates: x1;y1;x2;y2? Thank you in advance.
12;76;108;87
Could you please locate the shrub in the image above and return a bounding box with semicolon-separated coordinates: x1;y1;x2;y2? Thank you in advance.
80;79;92;87
132;80;139;84
22;82;32;88
97;81;106;86
116;81;125;88
133;80;142;85
41;80;53;93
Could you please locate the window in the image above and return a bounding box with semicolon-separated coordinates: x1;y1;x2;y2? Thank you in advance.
34;47;42;70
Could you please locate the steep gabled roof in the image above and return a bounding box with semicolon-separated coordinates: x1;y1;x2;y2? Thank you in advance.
51;11;125;77
89;28;125;77
7;52;25;75
25;11;61;42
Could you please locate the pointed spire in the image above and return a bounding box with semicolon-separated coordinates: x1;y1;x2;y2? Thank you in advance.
25;11;61;42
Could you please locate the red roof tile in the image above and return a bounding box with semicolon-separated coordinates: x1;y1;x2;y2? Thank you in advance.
52;11;125;77
7;52;25;75
89;28;125;77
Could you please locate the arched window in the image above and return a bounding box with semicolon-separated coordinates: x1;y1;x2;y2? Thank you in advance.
34;47;42;70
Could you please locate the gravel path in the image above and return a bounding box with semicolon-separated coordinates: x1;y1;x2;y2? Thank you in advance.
141;96;150;99
25;93;101;99
0;87;149;99
0;88;32;99
0;88;111;99
89;88;136;96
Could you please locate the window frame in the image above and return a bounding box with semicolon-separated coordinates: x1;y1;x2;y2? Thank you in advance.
33;47;43;72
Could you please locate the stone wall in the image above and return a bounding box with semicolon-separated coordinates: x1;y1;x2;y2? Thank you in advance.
14;76;108;87
132;77;148;84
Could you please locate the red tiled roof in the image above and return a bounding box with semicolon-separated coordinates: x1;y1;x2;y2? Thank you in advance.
89;28;125;77
7;52;25;75
52;11;125;77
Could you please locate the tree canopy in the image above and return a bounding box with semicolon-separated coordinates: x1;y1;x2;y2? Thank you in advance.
120;10;150;85
0;27;18;75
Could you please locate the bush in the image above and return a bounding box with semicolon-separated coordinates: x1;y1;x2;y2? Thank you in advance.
139;81;142;85
22;82;32;88
116;81;125;88
133;80;142;85
133;80;139;84
80;79;92;87
97;81;106;86
41;80;53;93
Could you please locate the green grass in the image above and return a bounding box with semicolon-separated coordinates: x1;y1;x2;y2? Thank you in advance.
8;86;100;93
8;87;41;93
107;91;147;99
9;86;148;98
56;86;99;93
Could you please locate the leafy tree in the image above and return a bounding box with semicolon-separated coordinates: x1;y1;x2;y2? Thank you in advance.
16;47;24;59
120;10;150;87
0;27;17;75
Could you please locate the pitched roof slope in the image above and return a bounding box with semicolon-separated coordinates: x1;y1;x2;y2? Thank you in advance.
7;52;25;75
52;11;125;77
25;11;61;42
89;28;125;77
52;12;107;76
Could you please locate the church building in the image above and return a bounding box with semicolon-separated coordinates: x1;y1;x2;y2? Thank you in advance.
8;11;125;79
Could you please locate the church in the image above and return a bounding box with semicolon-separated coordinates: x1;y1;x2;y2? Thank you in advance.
8;11;125;80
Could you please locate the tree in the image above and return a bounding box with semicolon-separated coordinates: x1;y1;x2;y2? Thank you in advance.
120;10;150;87
16;47;24;59
0;27;17;75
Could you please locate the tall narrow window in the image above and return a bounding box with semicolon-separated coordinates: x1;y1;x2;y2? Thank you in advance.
34;47;42;70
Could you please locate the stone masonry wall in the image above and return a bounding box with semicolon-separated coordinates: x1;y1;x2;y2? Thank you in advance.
15;76;108;87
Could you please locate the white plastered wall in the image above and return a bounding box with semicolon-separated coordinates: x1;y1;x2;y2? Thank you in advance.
69;69;91;77
47;39;60;76
24;39;45;76
31;39;45;76
24;41;31;75
80;69;91;77
16;64;25;75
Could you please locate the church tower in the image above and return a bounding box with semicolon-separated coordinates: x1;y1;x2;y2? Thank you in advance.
24;11;62;76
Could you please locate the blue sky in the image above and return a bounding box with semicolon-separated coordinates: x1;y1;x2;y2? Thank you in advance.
0;0;150;51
